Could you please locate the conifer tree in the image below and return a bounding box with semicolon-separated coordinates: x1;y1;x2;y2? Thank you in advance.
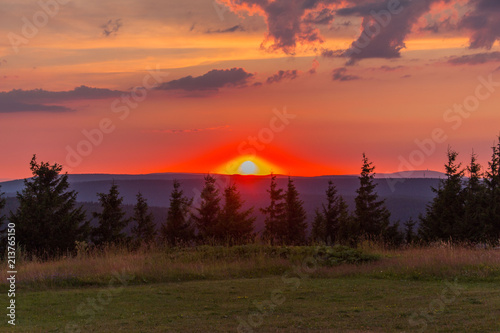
283;177;308;245
461;152;487;242
324;181;349;244
9;155;89;257
485;138;500;242
162;180;194;246
193;175;221;242
354;153;390;240
91;183;130;246
312;181;350;245
261;174;286;244
218;184;255;244
419;148;465;242
131;192;156;245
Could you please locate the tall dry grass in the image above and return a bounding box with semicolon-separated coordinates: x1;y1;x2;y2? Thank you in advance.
1;243;499;290
314;243;500;280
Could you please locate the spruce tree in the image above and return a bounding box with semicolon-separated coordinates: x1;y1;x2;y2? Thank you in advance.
354;153;390;240
131;192;157;245
312;181;351;245
261;174;286;244
218;184;255;244
162;180;194;246
485;138;500;242
419;148;465;242
91;183;130;246
193;175;221;242
284;177;307;245
461;152;487;242
9;155;88;257
323;181;350;244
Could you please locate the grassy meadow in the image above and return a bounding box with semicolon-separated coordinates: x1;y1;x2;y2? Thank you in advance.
1;244;499;332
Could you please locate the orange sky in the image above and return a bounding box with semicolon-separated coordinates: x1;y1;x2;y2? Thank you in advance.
1;0;500;180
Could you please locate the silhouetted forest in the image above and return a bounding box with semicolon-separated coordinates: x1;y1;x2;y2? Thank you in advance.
2;136;500;257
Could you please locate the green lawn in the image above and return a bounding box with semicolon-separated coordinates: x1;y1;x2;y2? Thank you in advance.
3;276;500;333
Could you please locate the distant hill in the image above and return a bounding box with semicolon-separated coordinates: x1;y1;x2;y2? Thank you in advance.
0;172;443;233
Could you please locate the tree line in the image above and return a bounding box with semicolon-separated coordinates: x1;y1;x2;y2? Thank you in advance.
1;138;500;258
419;141;500;244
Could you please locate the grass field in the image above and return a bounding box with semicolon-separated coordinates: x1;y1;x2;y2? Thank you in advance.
1;244;499;332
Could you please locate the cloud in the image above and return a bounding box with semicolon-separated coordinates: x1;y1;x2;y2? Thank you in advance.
0;85;123;113
377;65;404;71
220;0;340;55
321;48;344;58
146;125;230;134
340;0;447;63
459;0;500;49
447;52;500;65
101;19;122;37
332;67;360;81
206;25;245;33
266;70;299;84
156;68;254;92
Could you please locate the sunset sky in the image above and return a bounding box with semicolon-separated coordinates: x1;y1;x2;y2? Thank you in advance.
1;0;500;180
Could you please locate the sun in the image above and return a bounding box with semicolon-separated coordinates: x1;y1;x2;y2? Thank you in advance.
216;155;282;175
239;160;257;175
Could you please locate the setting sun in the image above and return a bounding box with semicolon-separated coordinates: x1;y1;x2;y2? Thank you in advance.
239;161;257;175
216;155;283;175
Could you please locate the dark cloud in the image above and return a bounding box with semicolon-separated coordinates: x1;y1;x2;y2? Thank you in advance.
419;17;456;34
0;86;123;113
101;19;122;37
221;0;341;55
266;70;299;84
321;48;343;58
340;0;447;63
206;25;245;33
304;8;335;25
447;52;500;65
459;0;500;49
378;65;404;71
156;68;254;92
332;67;360;81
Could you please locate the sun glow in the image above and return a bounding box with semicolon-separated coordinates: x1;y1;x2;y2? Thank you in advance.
216;155;283;175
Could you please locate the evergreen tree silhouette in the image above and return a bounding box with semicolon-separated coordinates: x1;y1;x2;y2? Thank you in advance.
218;184;255;244
354;153;390;240
9;155;89;257
485;138;500;242
91;183;130;246
162;180;194;246
193;175;221;243
461;152;488;242
419;148;464;242
131;192;157;245
261;174;286;244
284;177;307;245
